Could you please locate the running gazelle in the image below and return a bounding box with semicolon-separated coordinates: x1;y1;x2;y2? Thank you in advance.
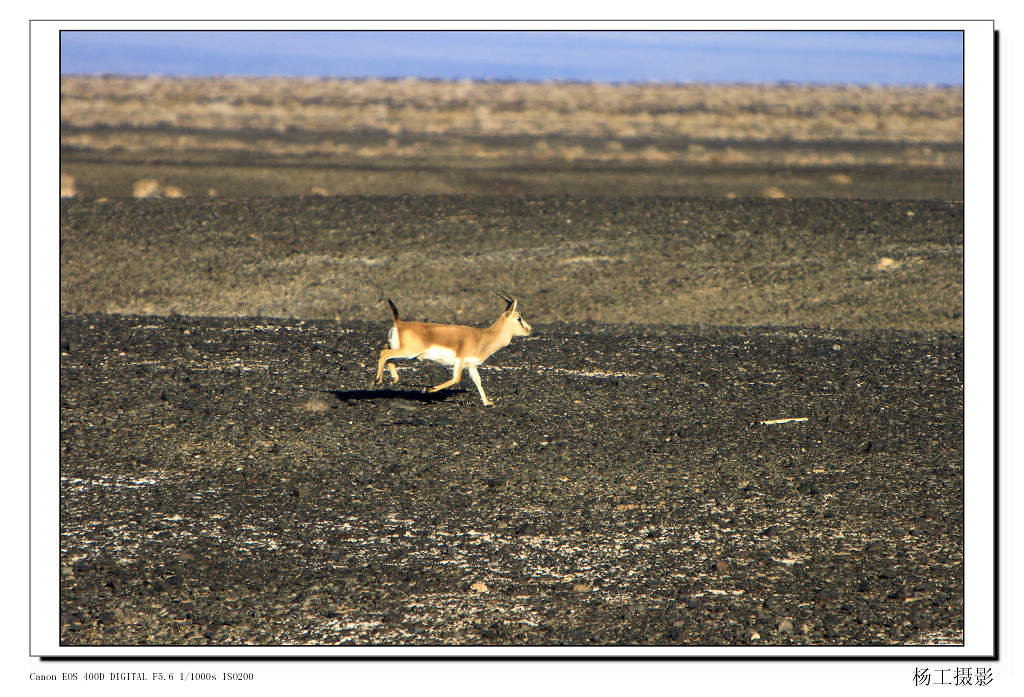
373;293;532;406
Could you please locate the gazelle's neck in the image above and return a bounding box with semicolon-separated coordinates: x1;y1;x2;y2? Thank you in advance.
478;317;514;360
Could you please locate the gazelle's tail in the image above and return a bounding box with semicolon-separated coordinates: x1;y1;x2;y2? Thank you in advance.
385;298;400;324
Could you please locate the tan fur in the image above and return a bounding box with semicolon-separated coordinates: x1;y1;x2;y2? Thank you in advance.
374;298;532;406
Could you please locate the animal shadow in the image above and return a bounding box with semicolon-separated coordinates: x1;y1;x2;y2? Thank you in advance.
327;388;465;404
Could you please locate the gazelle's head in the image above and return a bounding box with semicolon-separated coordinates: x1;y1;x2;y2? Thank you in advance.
497;292;532;336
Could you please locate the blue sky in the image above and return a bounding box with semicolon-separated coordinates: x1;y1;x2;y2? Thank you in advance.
60;30;963;85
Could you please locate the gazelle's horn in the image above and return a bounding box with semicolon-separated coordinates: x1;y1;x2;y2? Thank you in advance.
493;289;514;310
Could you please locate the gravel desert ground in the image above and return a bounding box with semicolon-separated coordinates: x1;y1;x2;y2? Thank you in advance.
58;78;963;648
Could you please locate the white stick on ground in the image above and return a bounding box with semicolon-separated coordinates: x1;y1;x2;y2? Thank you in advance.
760;417;809;425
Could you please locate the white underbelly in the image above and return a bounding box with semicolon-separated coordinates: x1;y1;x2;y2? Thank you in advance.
417;345;458;365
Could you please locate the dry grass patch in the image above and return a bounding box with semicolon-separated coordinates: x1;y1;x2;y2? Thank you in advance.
62;76;963;145
61;77;964;181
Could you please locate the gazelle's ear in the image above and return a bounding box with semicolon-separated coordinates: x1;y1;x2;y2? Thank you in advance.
510;298;518;313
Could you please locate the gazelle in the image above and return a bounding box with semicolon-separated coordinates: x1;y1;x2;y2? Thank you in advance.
373;293;532;406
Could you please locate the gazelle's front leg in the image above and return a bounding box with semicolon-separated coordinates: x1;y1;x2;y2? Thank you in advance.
467;365;493;406
426;359;464;393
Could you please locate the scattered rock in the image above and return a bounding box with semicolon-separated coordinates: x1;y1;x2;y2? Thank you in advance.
61;173;77;198
470;581;489;593
133;179;161;198
760;186;786;199
515;523;538;536
823;614;841;633
888;588;907;601
814;589;838;604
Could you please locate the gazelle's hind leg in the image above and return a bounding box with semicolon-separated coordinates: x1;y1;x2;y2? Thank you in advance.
426;359;464;393
375;348;416;386
467;365;493;406
387;363;400;383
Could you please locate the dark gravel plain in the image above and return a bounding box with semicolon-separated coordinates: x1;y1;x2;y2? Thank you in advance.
58;179;965;649
60;311;963;647
60;196;964;332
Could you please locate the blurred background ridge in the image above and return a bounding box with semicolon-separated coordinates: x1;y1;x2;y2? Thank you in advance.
60;30;964;85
